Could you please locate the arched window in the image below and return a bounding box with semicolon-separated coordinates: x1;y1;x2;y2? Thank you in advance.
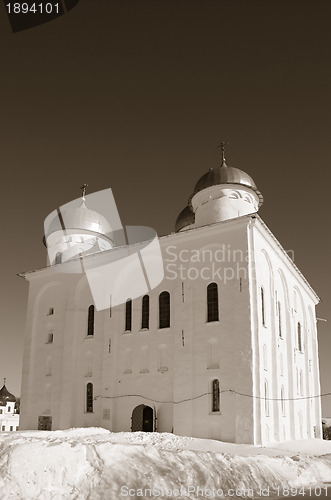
261;287;266;326
281;386;286;416
207;283;219;322
277;301;282;337
212;379;220;412
55;252;61;265
86;383;93;412
264;380;269;416
46;329;54;344
297;322;302;352
159;291;170;329
125;299;132;331
87;305;94;336
141;295;149;329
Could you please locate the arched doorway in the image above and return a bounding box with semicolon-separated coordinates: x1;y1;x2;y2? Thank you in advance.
131;404;154;432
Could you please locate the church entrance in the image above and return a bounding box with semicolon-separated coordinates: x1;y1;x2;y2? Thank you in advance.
38;416;52;430
131;404;154;432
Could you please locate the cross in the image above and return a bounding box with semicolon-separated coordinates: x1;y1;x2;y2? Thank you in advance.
80;184;88;198
217;141;228;165
3;377;6;386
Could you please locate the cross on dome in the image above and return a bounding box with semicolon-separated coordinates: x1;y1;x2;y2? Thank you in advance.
80;183;88;199
217;141;228;166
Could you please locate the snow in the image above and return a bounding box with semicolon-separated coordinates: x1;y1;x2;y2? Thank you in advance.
0;429;330;499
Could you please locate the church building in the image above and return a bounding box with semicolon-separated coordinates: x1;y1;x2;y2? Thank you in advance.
19;148;322;445
0;381;20;432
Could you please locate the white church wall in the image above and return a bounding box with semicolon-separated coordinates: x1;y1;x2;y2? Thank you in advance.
163;219;254;443
20;277;68;430
250;218;321;444
20;211;321;445
0;403;19;432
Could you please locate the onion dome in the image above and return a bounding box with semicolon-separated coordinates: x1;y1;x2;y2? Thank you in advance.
46;200;112;239
176;143;264;229
0;383;16;405
189;164;263;208
175;205;195;232
44;198;114;248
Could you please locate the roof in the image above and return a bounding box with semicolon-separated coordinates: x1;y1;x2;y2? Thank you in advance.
44;199;113;246
175;205;195;232
189;164;263;207
0;384;16;405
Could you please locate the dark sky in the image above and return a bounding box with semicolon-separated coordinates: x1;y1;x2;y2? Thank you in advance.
0;0;330;416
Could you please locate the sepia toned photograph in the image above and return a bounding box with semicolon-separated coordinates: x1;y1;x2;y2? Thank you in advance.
0;0;330;498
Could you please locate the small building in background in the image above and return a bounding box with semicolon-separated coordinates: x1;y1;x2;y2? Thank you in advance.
0;381;20;432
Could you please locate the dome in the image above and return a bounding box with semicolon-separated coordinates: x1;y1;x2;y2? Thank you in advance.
45;200;113;244
175;205;195;232
0;384;16;405
189;164;263;207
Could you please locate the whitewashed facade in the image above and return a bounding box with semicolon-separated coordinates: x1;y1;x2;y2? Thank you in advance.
0;384;20;432
19;158;322;444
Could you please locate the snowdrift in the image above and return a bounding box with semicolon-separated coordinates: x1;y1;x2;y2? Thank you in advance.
0;428;330;499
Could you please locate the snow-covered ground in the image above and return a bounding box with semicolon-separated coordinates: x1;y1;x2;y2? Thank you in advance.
0;428;330;499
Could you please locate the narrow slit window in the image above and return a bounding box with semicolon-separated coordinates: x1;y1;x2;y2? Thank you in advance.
207;283;219;322
141;295;149;329
55;252;61;265
261;287;265;326
86;383;93;413
212;379;220;412
159;291;170;329
297;322;302;352
264;380;269;416
278;301;282;337
87;305;94;336
125;299;132;332
46;331;53;344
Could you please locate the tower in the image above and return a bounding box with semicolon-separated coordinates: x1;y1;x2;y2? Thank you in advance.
44;186;114;267
176;142;263;231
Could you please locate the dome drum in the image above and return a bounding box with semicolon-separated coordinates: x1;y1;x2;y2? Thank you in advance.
191;184;260;226
46;229;114;266
175;160;263;230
